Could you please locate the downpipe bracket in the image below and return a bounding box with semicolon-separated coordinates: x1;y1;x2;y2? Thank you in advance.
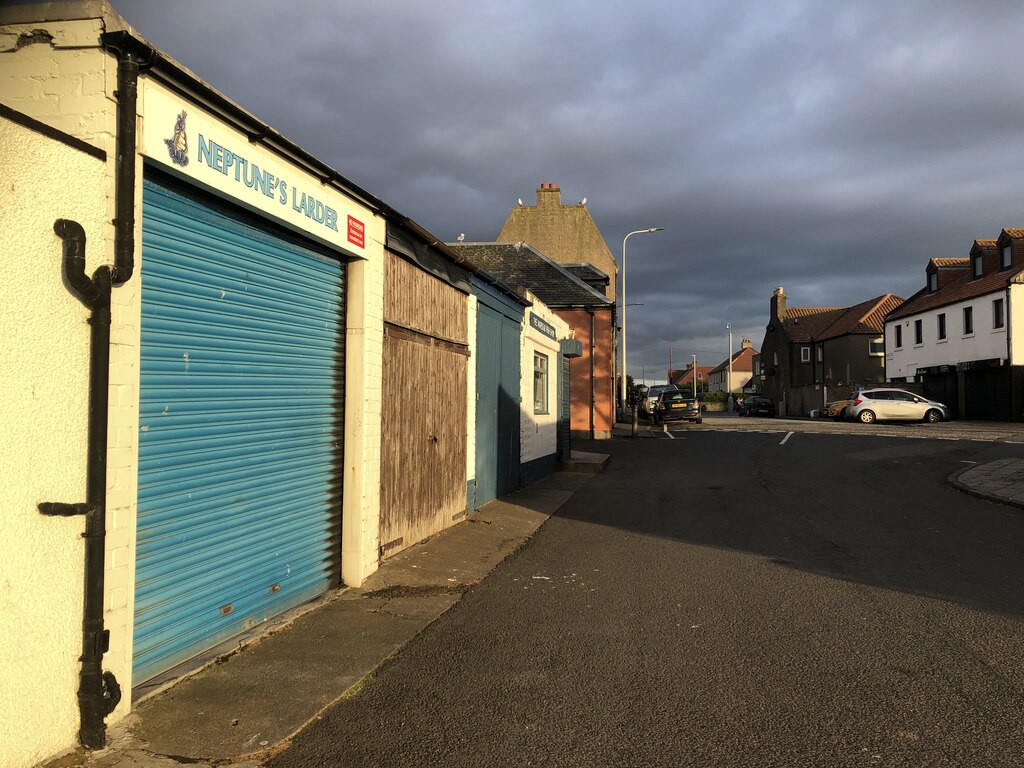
38;502;93;517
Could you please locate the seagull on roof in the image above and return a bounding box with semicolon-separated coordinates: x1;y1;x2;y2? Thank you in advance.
580;197;587;205
517;198;523;205
457;233;465;241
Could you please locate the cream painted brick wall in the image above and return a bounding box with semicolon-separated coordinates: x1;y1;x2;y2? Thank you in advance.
520;294;569;466
0;21;112;148
466;294;478;487
1;114;109;768
342;242;386;587
1011;285;1024;366
102;162;142;701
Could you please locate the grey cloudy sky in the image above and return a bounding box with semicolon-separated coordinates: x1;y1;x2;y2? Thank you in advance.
114;0;1024;383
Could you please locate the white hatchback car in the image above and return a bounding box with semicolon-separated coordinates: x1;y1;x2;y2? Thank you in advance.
846;388;950;424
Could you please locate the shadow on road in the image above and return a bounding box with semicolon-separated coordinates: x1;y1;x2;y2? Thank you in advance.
566;432;1024;619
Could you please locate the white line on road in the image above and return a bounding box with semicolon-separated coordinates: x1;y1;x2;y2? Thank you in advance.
663;425;675;439
960;460;978;464
780;431;794;445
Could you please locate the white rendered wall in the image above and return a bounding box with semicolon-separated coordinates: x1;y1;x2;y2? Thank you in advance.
520;294;569;465
886;292;1009;379
0;117;108;768
0;15;126;766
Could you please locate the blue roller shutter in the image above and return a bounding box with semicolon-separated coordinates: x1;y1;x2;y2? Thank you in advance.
134;174;344;684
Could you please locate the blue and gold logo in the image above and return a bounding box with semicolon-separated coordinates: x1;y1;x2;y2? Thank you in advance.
164;110;189;167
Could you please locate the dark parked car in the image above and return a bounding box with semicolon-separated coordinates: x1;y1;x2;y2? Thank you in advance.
738;396;776;417
642;384;680;418
653;391;703;425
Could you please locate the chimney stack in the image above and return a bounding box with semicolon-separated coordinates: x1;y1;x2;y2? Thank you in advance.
771;286;787;322
537;182;561;208
741;338;752;350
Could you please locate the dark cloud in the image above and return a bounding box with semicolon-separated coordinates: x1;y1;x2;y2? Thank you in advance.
115;0;1024;382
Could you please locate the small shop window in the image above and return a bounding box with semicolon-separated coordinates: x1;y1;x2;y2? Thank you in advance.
533;352;549;414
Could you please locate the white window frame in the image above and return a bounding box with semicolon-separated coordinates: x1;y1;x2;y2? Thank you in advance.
815;344;823;362
928;271;938;292
937;312;946;341
994;298;1005;330
1002;245;1012;269
963;306;974;336
894;324;903;349
868;337;884;356
800;346;811;363
533;351;549;414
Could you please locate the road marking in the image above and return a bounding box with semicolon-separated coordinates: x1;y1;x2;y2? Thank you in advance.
780;431;794;445
960;460;978;464
1004;440;1024;444
663;425;675;439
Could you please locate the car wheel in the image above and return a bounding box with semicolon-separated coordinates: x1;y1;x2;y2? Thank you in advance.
696;417;703;425
924;409;942;423
858;409;876;424
833;408;846;422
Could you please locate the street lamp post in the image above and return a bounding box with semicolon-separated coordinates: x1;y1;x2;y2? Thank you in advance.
691;354;697;399
726;323;734;413
620;227;664;413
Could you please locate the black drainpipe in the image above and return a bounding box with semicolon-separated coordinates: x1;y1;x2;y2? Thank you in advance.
587;308;596;439
39;222;121;749
37;36;150;749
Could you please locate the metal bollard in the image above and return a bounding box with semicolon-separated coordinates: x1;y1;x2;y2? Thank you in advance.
631;401;639;437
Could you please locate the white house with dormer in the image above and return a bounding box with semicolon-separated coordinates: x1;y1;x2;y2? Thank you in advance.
885;229;1024;421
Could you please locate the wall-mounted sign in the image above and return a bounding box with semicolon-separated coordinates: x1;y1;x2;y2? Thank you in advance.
530;312;557;340
560;338;584;358
141;79;382;257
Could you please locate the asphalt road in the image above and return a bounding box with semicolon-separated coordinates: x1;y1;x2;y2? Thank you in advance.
269;432;1024;768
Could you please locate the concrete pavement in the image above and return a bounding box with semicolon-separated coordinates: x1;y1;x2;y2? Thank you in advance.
44;453;606;768
950;457;1024;510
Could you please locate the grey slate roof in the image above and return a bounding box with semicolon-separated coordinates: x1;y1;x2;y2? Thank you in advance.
447;242;614;308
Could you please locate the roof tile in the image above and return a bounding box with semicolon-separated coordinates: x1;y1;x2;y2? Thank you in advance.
448;241;614;308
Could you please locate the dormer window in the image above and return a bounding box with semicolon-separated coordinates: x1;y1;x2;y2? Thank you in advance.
928;271;938;292
972;251;983;278
1003;244;1013;269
